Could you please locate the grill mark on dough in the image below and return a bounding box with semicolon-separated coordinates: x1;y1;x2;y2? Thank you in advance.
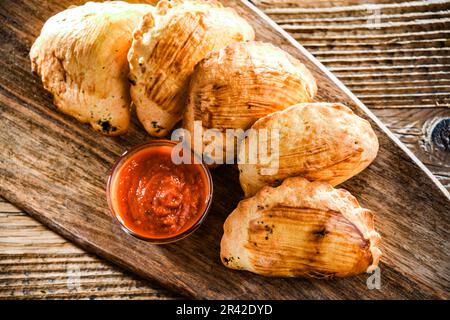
246;206;369;276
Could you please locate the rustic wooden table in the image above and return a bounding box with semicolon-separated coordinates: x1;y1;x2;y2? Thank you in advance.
1;0;449;299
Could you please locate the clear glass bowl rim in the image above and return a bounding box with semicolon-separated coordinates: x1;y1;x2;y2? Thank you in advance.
106;139;214;244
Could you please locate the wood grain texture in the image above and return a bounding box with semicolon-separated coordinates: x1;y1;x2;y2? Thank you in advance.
1;0;449;299
255;0;450;187
0;198;178;299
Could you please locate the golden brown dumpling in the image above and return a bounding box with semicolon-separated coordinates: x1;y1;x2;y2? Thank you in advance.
238;102;379;197
183;41;317;165
221;177;382;278
30;1;152;135
128;0;255;137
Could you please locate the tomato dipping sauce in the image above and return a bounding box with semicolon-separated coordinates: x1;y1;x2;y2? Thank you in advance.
107;141;212;242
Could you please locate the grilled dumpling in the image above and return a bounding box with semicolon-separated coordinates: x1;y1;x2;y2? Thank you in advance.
30;1;152;135
221;177;382;278
128;0;255;137
238;102;379;197
184;41;317;165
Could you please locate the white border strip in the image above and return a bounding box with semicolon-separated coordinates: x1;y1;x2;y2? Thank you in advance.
242;0;450;200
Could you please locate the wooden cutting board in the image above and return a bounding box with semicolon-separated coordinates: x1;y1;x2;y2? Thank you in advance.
1;0;449;299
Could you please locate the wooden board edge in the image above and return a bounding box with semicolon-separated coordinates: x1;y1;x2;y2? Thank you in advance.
242;0;450;201
1;0;448;300
0;186;192;299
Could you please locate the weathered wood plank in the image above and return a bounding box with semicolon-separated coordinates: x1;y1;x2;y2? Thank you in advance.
1;0;449;299
260;0;450;112
0;210;179;299
374;108;450;188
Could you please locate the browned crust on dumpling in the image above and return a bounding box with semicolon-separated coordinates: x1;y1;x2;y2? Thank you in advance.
238;102;379;197
30;1;152;135
183;41;317;164
221;177;382;278
128;0;255;137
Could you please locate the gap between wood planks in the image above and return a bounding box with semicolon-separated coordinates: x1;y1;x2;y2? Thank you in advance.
258;0;450;189
0;198;180;299
0;0;449;299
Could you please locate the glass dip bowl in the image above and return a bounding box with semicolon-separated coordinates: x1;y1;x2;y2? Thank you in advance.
106;140;213;244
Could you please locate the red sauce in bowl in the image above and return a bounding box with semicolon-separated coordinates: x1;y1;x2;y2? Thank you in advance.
107;141;212;242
